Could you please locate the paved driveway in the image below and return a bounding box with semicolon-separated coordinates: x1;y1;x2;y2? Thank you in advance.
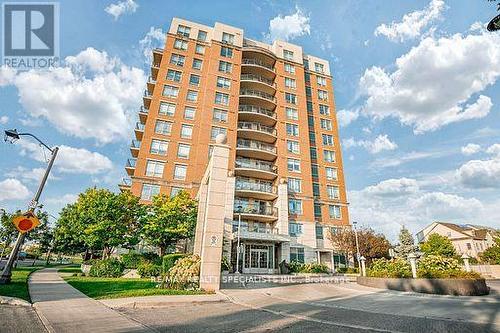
119;282;500;333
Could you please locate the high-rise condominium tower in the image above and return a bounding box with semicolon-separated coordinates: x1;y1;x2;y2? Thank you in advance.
122;18;350;273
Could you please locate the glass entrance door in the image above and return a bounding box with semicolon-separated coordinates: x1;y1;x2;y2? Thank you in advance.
250;249;268;269
244;244;274;273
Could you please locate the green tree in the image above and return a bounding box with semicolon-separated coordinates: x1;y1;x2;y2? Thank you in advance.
394;227;419;259
420;233;457;258
0;210;19;259
142;191;197;257
479;237;500;264
53;203;87;256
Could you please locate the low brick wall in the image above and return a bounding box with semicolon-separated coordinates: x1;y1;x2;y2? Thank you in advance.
357;276;489;296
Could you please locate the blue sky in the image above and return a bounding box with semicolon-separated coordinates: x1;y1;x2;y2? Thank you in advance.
0;0;499;240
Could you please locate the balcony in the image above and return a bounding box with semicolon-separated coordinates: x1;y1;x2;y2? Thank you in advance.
139;106;149;123
235;177;277;200
231;223;289;242
241;58;276;79
236;138;277;161
235;157;277;180
146;76;156;95
134;122;145;140
143;89;152;109
239;89;276;109
118;177;132;192
151;61;160;81
152;48;163;65
237;121;276;143
242;40;277;61
130;140;141;157
240;73;276;95
125;158;136;176
233;201;278;222
238;105;276;126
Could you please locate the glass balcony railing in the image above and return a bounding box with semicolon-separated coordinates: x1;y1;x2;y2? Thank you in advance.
240;74;275;87
147;76;156;84
238;105;276;119
234;201;277;216
237;121;276;136
135;122;145;131
126;158;136;168
139;106;149;114
237;138;276;154
235;157;276;173
235;177;276;194
130;140;141;149
240;89;276;103
121;177;132;186
144;89;152;97
232;223;278;235
242;58;275;71
151;61;161;68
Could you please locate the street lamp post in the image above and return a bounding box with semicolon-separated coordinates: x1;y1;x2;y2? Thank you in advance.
235;205;242;274
353;221;361;269
0;129;58;284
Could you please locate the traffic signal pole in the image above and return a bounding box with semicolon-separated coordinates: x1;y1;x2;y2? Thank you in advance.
0;147;59;284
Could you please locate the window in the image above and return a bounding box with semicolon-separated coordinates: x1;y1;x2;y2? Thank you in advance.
285;93;297;104
286;107;298;120
163;85;179;98
315;62;324;73
166;69;182;82
218;61;232;73
283;49;294;60
318;90;328;101
159;102;175;116
327;185;340;199
285;77;296;89
320;119;332;130
308;116;314;127
304;72;310;83
319;105;330;115
314;202;322;217
155;120;172;135
146;160;165;178
311;164;319;177
324;150;335;163
177;25;190;37
222;32;234;45
329;205;342;219
326;167;338;180
317;76;327;86
180;124;193;139
170;186;183;197
197;30;207;42
290;247;304;263
284;63;295;74
150;139;168;155
186;90;198;102
287;158;301;172
211;126;227;140
174;39;188;50
141;184;160;201
306;87;312;97
192;58;203;70
174;164;187;180
287;178;302;193
286;123;299;136
216;76;231;89
303;58;309;69
466;243;472;250
288;199;303;215
177;143;190;158
307;101;313;112
213;108;228;122
184;107;196;120
170;54;185;66
189;74;200;86
215;92;230;106
195;43;205;55
220;46;233;58
316;225;324;239
309;132;316;144
310;147;317;160
289;223;303;237
312;183;320;197
322;134;334;146
287;140;299;154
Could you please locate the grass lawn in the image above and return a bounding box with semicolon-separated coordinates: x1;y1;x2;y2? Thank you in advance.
57;265;82;274
0;267;39;302
63;276;206;299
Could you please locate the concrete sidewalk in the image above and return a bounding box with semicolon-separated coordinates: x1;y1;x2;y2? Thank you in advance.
29;268;152;332
100;293;228;309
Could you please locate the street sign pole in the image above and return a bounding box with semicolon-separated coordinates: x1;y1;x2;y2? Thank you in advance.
0;147;59;284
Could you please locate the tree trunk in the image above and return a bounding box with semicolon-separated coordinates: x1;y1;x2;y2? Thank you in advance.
45;248;52;265
159;246;165;258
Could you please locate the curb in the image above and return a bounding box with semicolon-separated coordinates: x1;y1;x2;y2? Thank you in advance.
100;292;230;309
0;295;31;307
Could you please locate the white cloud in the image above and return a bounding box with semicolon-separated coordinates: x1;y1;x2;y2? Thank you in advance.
45;193;78;206
6;166;59;183
456;157;500;189
0;178;30;202
374;0;446;42
358;30;500;134
265;7;310;42
461;143;481;156
4;48;146;144
363;178;419;197
486;144;500;157
17;140;113;175
344;134;398;154
337;109;359;127
105;0;138;20
139;27;166;64
0;115;8;124
0;66;16;86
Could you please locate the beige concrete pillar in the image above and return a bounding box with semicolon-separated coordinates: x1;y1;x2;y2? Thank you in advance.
276;179;289;235
193;182;208;255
